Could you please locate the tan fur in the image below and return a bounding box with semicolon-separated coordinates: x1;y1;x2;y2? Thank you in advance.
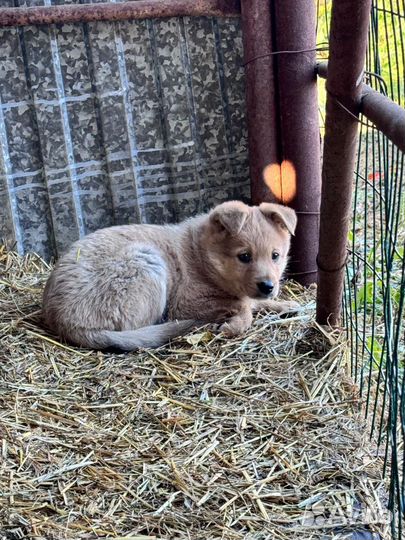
42;201;298;350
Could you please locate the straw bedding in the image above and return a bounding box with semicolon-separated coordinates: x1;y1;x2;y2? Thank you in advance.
0;246;389;539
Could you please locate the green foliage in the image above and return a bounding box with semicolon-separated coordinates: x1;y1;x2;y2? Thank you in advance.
372;4;405;105
366;335;383;365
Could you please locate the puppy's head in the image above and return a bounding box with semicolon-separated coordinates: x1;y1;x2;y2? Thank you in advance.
202;201;297;299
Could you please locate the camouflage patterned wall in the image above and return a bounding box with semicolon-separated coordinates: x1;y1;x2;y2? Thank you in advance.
0;4;249;260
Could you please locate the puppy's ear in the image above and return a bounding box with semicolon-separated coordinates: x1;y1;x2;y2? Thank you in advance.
209;201;250;235
259;203;297;236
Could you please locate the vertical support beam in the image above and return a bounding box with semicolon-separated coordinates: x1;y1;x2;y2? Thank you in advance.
273;0;321;286
316;0;372;325
240;0;279;204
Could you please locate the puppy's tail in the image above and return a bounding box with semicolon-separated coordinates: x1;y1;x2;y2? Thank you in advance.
81;319;197;351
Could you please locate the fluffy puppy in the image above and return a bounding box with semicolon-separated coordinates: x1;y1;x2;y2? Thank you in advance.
42;201;298;350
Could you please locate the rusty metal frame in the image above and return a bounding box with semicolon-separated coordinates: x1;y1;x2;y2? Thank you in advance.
317;62;405;153
241;0;321;286
316;0;373;326
0;0;240;27
240;0;279;206
273;0;321;286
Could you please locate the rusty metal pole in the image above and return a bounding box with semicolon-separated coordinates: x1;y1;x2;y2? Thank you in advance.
240;0;279;204
318;61;405;153
0;0;240;27
316;0;372;325
361;88;405;153
273;0;321;286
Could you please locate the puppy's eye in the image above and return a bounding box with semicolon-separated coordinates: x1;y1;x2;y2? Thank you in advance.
237;252;252;264
272;251;280;261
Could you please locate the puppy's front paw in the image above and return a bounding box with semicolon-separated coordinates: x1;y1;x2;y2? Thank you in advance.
219;320;248;337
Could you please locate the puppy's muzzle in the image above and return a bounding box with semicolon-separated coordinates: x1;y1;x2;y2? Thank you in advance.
256;280;274;297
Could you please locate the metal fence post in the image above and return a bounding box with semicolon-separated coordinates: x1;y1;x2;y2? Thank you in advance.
273;0;321;286
316;0;372;325
240;0;279;205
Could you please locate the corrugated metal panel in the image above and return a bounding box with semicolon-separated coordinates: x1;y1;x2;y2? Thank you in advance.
0;3;249;260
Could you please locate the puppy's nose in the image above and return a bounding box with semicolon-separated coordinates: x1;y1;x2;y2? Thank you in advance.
257;280;274;296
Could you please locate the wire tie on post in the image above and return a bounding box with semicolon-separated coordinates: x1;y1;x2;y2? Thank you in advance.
325;86;374;129
316;253;349;274
243;46;329;67
288;269;318;277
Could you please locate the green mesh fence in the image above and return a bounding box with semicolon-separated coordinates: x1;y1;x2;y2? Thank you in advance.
317;1;405;538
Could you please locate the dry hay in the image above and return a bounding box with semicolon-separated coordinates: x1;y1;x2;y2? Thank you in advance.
0;246;390;540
